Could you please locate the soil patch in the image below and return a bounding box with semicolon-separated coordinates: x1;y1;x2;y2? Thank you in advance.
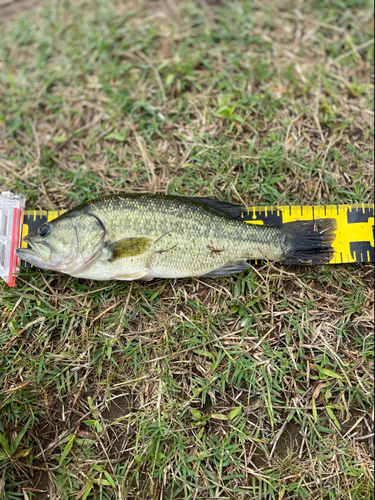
0;0;39;26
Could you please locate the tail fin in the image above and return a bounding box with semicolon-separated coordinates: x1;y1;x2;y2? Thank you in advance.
283;218;337;265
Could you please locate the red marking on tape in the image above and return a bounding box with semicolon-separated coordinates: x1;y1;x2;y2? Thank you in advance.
7;205;22;287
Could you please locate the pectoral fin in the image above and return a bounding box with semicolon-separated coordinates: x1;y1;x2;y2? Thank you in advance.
106;237;152;262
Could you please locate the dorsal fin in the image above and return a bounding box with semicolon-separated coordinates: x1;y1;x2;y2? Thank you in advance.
184;197;244;219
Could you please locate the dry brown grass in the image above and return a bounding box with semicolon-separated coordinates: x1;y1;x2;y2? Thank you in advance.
0;0;373;499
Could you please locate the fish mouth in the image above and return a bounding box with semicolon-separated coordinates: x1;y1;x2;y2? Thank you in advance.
16;236;51;263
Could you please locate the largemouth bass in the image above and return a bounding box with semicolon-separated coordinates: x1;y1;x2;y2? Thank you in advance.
16;194;337;280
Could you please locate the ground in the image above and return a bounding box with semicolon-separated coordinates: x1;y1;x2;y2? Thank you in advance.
0;0;37;25
0;0;374;499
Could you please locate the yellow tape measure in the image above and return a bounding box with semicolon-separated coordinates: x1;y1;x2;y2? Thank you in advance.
20;204;374;265
239;204;374;264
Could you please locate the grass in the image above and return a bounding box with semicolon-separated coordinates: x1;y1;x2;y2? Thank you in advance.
0;0;374;498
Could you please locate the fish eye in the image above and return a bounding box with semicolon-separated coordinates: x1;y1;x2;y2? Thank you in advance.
39;224;51;238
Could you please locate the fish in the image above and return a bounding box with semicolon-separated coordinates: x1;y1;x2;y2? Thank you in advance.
16;194;337;281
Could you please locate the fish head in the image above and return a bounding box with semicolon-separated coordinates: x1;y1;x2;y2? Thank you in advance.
16;211;105;273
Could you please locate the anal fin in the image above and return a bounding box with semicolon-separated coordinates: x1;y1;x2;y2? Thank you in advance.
202;258;250;278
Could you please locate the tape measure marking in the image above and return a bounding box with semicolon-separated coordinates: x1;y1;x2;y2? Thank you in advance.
240;204;374;264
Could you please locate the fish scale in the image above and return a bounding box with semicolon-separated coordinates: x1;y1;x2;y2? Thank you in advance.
71;196;287;279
